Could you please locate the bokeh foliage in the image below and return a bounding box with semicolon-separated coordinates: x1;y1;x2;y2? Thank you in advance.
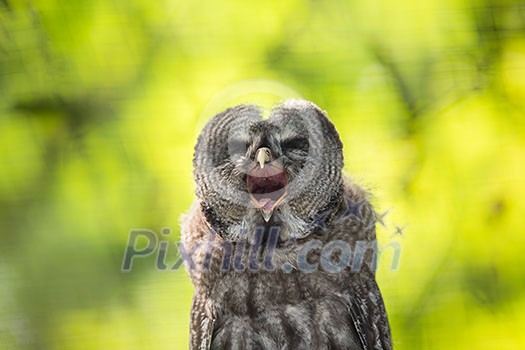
1;0;525;349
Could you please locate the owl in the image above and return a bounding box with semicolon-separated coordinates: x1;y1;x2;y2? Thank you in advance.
181;100;392;349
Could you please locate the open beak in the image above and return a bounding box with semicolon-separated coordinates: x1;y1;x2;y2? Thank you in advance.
247;148;287;222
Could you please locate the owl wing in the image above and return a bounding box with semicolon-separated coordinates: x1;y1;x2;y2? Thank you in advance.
347;272;393;350
189;293;215;350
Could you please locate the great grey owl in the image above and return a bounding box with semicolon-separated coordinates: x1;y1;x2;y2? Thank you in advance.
181;100;392;349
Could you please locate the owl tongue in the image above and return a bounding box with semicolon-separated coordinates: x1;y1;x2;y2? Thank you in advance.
258;197;275;211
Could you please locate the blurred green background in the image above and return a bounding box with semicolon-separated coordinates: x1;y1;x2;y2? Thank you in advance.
1;0;525;349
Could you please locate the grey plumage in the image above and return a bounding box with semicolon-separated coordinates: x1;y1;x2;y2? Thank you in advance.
181;100;392;349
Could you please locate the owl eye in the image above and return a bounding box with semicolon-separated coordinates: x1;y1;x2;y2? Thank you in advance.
228;140;248;155
281;137;309;152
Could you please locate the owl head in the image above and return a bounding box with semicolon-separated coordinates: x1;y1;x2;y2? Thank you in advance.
193;100;344;241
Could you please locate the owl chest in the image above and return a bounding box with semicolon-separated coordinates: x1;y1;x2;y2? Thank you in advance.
209;271;362;350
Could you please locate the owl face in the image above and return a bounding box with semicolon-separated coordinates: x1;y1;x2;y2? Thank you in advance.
193;100;344;241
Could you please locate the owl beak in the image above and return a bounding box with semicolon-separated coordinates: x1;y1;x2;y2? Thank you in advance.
256;147;271;169
247;161;288;222
261;208;273;222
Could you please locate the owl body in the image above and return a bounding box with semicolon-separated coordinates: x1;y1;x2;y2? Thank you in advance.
182;100;392;349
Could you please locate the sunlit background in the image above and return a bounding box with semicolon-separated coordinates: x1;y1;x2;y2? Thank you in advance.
1;0;525;349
